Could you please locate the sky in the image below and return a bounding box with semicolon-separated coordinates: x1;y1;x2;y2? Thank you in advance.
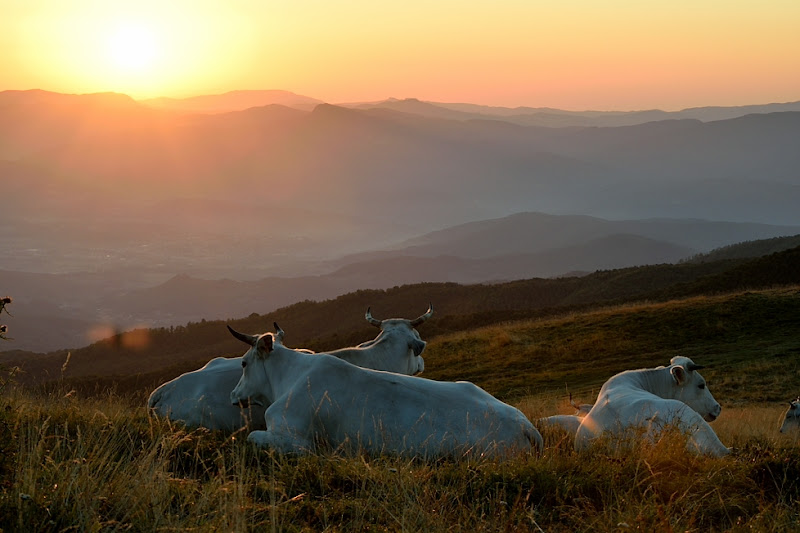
2;0;799;111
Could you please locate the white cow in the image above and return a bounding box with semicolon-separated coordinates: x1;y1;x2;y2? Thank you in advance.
779;398;800;434
537;394;594;435
148;306;432;432
323;305;431;375
146;322;294;432
228;325;543;458
574;356;730;457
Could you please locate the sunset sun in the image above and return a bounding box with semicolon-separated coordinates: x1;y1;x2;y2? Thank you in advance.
106;22;159;73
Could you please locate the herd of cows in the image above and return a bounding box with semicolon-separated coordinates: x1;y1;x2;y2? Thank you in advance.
147;305;800;458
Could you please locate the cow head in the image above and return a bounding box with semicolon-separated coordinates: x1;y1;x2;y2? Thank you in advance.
780;398;800;433
669;356;722;422
365;304;432;375
228;325;275;408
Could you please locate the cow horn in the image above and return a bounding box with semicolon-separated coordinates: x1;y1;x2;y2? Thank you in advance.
686;362;705;372
365;307;382;328
410;304;434;327
227;325;257;346
273;322;285;341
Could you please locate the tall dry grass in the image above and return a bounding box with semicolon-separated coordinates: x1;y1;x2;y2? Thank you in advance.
2;386;799;532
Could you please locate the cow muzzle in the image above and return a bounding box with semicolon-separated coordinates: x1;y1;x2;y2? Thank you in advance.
704;403;722;422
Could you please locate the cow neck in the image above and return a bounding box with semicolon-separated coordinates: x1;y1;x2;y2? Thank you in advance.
261;346;315;401
361;330;396;368
620;367;676;399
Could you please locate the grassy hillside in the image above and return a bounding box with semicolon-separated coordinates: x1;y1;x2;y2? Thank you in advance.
2;287;800;531
685;233;800;263
422;287;800;406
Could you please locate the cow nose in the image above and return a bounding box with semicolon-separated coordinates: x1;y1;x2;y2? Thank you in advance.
705;403;721;422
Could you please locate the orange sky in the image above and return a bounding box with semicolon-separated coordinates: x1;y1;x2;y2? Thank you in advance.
2;0;799;110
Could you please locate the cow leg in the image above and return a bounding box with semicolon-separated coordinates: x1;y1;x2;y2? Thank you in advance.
677;412;731;457
246;429;315;454
245;405;317;454
537;415;583;435
646;406;730;457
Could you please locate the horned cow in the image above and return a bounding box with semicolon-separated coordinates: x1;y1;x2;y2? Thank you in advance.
779;398;800;434
228;324;543;458
147;306;432;432
574;356;730;457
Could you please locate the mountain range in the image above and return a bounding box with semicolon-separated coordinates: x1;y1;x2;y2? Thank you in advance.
1;89;799;352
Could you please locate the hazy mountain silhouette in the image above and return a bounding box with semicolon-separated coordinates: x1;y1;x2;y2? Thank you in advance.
140;89;325;113
351;97;800;127
377;212;800;259
4;90;800;228
3;89;800;352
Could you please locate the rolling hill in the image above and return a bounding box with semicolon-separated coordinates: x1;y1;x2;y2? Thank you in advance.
3;243;798;395
3;212;797;353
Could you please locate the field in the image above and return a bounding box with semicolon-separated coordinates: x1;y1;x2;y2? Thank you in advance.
1;287;800;531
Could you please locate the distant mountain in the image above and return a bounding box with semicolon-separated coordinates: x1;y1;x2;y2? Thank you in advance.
340;212;800;261
350;98;800;127
326;233;695;284
139;89;325;113
4;90;800;231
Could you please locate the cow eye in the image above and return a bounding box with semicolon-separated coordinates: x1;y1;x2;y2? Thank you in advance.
241;361;247;368
698;383;705;389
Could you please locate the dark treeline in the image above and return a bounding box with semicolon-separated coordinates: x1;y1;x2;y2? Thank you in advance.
5;245;800;398
683;233;800;263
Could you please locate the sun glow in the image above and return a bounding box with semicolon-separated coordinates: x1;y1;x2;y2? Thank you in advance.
106;22;159;73
6;2;261;99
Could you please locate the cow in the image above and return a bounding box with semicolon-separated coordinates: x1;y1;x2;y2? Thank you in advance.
536;394;593;435
146;323;294;432
324;305;431;375
147;306;433;432
573;356;730;457
779;398;800;434
228;324;543;458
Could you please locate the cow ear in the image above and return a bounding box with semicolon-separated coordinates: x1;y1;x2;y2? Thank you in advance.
670;365;687;386
255;334;273;357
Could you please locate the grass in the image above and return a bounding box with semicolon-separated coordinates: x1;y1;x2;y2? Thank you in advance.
2;388;799;531
423;287;800;405
2;287;800;531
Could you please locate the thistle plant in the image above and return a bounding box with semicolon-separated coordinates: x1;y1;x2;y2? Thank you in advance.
0;296;10;340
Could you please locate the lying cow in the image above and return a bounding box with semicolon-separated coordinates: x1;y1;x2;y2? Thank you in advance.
779;398;800;434
537;394;594;435
323;305;431;375
148;306;432;432
573;356;730;457
228;324;543;458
